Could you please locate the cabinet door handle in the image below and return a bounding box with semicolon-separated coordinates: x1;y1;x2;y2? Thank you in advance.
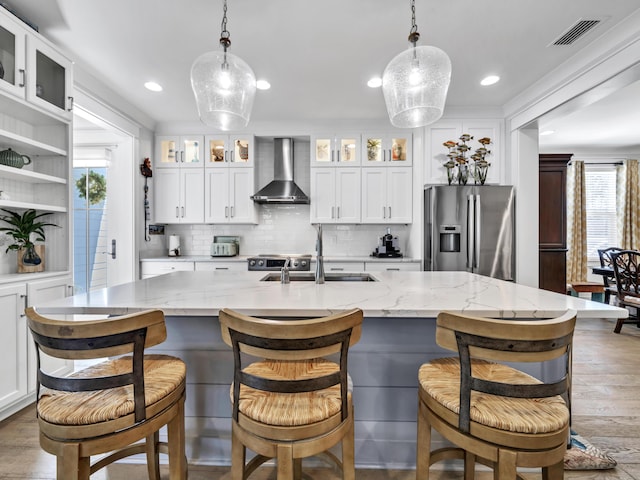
331;206;334;219
175;207;179;218
19;69;25;87
337;150;341;162
388;206;392;218
387;268;400;271
383;206;386;218
67;96;74;112
20;294;27;317
337;206;340;218
331;150;334;163
230;206;234;218
215;267;229;270
225;206;229;218
388;149;392;161
330;267;344;271
181;206;185;218
67;285;74;296
231;151;235;163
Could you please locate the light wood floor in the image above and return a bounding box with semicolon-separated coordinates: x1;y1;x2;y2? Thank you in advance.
1;316;639;480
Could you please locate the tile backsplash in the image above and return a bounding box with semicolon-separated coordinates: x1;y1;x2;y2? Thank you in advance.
152;207;411;257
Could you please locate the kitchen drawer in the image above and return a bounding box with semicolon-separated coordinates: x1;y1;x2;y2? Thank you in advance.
141;261;195;279
322;262;366;272
195;261;246;272
365;262;421;272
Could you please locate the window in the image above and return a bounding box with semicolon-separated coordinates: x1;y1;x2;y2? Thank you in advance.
585;166;618;261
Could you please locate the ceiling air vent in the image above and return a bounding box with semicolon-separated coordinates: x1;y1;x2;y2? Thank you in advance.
551;19;601;46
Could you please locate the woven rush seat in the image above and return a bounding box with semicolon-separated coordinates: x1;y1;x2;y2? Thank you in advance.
38;354;186;427
236;359;345;427
419;357;569;435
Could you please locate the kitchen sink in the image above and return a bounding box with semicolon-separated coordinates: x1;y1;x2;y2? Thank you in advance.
260;272;378;282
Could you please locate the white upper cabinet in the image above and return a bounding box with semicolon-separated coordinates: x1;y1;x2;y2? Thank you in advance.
204;167;257;224
0;13;26;99
26;35;74;120
361;167;412;224
205;135;254;167
361;133;412;166
155;135;204;168
425;119;503;185
310;134;360;167
154;167;204;224
0;12;73;120
310;167;360;224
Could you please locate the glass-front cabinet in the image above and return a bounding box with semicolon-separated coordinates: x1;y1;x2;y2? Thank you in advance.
362;133;412;166
155;135;204;168
311;134;360;167
0;12;26;98
27;35;74;119
205;135;254;167
0;13;73;120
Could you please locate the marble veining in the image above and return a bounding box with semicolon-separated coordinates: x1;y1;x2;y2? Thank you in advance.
36;270;627;320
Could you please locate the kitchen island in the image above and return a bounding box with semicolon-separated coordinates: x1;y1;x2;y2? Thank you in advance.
36;270;626;469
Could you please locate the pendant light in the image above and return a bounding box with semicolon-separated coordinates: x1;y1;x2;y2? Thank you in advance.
382;0;451;128
190;0;256;131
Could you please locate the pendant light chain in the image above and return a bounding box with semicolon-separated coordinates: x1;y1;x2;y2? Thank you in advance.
408;0;420;47
220;0;231;52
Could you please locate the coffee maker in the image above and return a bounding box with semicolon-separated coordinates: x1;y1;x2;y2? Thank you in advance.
371;228;403;258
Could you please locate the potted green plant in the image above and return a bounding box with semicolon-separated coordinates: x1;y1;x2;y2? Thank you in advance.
0;208;59;272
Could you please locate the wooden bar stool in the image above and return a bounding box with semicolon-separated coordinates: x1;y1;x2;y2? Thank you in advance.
218;308;363;480
417;309;577;480
25;307;188;480
567;281;605;302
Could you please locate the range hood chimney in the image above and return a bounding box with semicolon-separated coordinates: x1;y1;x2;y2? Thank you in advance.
251;138;310;204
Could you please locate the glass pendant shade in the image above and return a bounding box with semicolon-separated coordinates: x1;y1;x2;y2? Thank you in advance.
191;50;257;131
382;45;452;128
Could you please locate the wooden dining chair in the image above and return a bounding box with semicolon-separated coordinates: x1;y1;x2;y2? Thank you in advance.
25;307;187;480
610;249;640;333
417;309;577;480
598;247;622;304
218;308;363;480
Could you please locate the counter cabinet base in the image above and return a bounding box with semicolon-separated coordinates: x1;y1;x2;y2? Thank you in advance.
149;315;559;469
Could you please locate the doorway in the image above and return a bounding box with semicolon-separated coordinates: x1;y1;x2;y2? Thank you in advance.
72;107;134;293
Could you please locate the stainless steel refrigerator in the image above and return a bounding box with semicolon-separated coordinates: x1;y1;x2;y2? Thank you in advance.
424;185;515;281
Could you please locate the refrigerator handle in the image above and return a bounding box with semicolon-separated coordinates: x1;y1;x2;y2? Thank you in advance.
467;194;474;269
474;194;481;269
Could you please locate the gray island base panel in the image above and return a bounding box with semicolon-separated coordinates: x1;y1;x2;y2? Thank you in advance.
35;271;626;469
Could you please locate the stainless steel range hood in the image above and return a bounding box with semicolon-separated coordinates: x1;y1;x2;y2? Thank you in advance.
251;138;310;204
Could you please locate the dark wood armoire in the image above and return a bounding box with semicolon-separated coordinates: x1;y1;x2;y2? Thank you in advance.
539;154;572;293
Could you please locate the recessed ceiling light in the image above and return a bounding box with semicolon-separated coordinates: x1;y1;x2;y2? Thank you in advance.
367;77;382;88
144;81;163;92
480;75;500;86
540;130;555;136
256;79;271;90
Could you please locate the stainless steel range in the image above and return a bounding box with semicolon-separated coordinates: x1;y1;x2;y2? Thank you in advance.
247;254;312;271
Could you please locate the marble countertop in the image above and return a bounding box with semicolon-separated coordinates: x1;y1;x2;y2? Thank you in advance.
35;270;627;320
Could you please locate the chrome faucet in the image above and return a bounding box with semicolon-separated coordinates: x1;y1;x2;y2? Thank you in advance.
315;224;325;284
281;257;291;284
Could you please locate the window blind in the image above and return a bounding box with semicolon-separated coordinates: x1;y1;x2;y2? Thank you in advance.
584;166;618;261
